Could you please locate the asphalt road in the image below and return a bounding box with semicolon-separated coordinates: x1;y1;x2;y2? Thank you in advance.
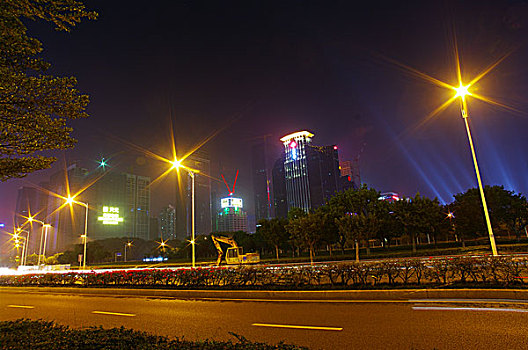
1;288;528;349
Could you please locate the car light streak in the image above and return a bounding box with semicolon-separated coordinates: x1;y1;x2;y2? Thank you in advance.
412;306;528;313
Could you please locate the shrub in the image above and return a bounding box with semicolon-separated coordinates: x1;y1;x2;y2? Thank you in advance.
2;256;528;289
0;319;309;350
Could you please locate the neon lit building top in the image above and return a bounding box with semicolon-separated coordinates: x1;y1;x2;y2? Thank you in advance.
221;197;243;209
280;131;314;142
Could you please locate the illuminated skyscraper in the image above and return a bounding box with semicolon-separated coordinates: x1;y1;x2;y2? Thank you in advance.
280;131;341;213
159;205;176;239
44;163;150;251
216;196;248;232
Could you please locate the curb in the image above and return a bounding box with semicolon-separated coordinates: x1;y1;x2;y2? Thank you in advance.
2;286;528;301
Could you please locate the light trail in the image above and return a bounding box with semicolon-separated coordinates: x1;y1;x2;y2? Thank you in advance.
412;306;528;313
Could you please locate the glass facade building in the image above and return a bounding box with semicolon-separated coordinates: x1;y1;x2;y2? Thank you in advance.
279;131;342;213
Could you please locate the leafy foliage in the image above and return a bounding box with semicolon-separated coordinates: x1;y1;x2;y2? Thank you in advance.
2;256;528;289
0;0;97;180
0;319;309;350
453;185;528;240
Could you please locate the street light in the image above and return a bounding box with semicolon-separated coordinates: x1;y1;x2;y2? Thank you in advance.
13;230;28;266
27;217;51;266
170;158;198;268
392;47;513;256
65;196;89;269
124;241;132;262
15;228;30;265
452;84;498;256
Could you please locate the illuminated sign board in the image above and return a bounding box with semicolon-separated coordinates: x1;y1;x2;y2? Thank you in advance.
98;206;124;225
221;197;243;209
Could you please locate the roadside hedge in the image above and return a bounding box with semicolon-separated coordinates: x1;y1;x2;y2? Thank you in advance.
0;319;308;350
1;256;527;289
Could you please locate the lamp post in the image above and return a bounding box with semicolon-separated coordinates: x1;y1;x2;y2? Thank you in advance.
27;217;51;266
454;85;498;256
66;196;89;269
15;228;30;265
124;241;132;262
170;159;198;268
13;231;28;266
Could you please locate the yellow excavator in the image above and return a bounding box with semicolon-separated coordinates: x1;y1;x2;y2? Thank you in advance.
211;235;260;266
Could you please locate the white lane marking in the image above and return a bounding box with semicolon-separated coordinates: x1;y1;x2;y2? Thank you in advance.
7;305;34;309
92;311;136;317
413;306;528;313
252;323;343;331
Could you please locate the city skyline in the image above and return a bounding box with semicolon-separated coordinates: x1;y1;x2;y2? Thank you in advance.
1;1;528;232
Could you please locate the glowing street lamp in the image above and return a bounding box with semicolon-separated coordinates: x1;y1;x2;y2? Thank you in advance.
451;82;498;256
13;228;29;265
124;241;133;262
65;196;89;269
170;158;198;268
13;230;28;266
26;217;52;266
389;44;516;256
157;239;168;254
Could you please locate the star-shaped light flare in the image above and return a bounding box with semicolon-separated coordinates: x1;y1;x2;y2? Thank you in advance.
384;44;520;138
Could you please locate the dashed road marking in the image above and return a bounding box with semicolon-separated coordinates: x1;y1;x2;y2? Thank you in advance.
7;305;34;309
92;311;136;317
252;323;343;331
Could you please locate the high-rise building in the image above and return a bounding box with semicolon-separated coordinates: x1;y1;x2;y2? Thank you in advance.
272;155;288;219
251;139;273;222
183;151;212;238
279;131;341;213
159;205;176;240
340;159;360;188
149;217;159;241
215;196;248;232
47;163;89;252
14;186;44;254
125;174;150;239
44;163;151;252
339;160;352;178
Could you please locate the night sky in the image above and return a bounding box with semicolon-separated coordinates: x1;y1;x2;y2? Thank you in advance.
1;0;528;230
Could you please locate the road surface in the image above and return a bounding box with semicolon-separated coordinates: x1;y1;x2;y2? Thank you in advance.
1;288;528;349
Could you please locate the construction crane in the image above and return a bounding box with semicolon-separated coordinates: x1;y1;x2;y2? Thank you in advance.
211;235;260;266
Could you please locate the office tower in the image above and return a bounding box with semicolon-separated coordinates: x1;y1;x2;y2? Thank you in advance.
14;186;41;254
45;163;151;251
149;217;159;241
251;139;273;222
280;131;341;213
272;155;288;219
159;205;176;240
215;196;248;232
173;151;212;239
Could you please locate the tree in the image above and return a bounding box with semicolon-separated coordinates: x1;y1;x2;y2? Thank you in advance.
392;193;436;253
452;186;528;241
335;214;359;260
0;0;97;181
257;218;288;262
287;212;324;265
328;185;382;255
